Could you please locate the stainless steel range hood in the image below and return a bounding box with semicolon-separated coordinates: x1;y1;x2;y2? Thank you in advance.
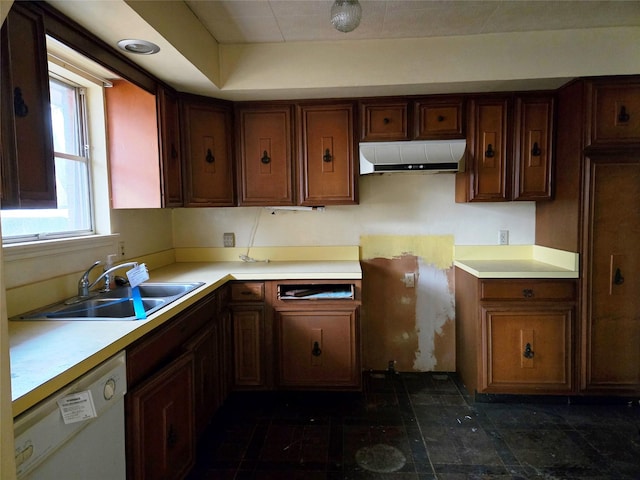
359;139;466;175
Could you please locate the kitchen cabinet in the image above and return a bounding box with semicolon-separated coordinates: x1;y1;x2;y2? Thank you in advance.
536;76;640;396
126;292;223;479
230;281;272;389
360;99;410;141
127;352;195;480
236;104;294;205
272;280;362;389
297;102;358;205
456;93;554;202
455;269;576;396
158;86;183;207
181;95;235;207
0;3;56;208
586;77;640;146
105;79;161;208
414;96;464;140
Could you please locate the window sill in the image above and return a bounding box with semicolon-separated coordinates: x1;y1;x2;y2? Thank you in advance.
2;234;119;263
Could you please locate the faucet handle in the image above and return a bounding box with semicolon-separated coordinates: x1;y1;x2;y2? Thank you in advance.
78;261;101;296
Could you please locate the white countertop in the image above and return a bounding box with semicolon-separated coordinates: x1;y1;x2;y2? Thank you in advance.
9;260;362;416
453;245;579;278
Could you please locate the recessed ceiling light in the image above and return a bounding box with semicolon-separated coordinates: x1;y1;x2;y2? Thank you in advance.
117;39;160;55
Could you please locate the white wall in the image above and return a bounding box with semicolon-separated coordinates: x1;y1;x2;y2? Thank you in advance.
172;174;535;248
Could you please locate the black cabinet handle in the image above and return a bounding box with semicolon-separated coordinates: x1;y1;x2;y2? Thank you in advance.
437;115;445;122
14;87;28;117
383;117;390;125
485;144;495;158
261;150;271;164
523;343;534;359
614;267;625;285
205;148;215;164
323;149;333;163
531;142;541;156
522;289;534;298
618;106;630;123
312;341;322;357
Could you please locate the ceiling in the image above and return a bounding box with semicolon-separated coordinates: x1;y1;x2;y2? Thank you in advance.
185;0;640;44
43;1;640;100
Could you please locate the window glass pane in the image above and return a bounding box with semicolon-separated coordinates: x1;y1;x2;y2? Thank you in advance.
50;79;81;156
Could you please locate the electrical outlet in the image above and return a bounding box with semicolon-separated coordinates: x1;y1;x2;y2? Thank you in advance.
118;241;126;257
499;230;509;245
223;232;235;248
404;272;415;288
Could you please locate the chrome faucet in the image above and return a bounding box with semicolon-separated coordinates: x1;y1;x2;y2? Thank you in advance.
77;260;139;297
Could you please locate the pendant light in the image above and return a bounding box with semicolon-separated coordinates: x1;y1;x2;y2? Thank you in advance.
330;0;362;33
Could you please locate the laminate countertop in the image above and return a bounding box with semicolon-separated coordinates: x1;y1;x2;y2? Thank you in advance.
9;260;362;417
453;245;580;278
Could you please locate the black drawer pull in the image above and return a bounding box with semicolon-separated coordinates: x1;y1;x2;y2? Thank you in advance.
261;150;271;164
614;268;625;285
485;144;495;158
312;341;322;357
522;289;534;298
523;343;534;359
618;106;630;123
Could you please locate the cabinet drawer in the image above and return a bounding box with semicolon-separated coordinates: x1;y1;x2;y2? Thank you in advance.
480;280;576;301
230;282;265;301
414;97;464;139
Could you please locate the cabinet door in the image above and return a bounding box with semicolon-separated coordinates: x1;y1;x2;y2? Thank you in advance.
414;97;464;140
1;5;56;208
232;305;266;387
298;103;357;205
513;95;554;201
237;105;294;205
275;308;360;388
182;99;235;206
158;87;183;207
482;306;573;393
582;156;640;393
360;101;409;141
126;352;195;480
588;79;640;146
187;321;220;439
457;97;510;202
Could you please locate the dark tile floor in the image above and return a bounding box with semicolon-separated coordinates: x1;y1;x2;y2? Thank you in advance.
187;372;640;479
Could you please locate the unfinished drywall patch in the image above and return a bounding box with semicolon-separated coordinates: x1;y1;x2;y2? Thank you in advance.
360;235;455;372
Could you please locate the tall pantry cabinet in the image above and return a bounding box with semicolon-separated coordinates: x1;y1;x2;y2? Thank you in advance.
536;76;640;395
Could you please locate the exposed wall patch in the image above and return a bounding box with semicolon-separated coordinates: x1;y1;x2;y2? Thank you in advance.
360;235;454;269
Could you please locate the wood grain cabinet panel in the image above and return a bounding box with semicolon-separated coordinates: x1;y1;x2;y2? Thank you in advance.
181;98;235;207
414;96;464;140
360;100;409;141
236;105;294;205
297;103;357;205
588;79;640;146
1;4;56;208
158;86;183;207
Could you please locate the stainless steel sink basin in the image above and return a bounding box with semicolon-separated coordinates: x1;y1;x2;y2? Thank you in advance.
15;282;205;321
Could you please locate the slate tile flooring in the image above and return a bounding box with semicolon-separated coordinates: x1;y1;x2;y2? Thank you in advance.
187;372;640;479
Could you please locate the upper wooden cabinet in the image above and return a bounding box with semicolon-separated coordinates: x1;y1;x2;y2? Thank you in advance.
181;96;235;207
360;100;409;141
1;5;56;209
297;102;358;205
586;77;640;147
157;87;183;207
359;96;464;142
414;96;464;140
457;93;554;203
105;80;161;208
512;94;554;201
236;104;294;206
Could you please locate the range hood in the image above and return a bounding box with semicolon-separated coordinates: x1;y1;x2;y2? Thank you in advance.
359;139;466;175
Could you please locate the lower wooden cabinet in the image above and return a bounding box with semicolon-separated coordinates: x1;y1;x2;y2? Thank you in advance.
126;352;195;480
275;307;360;389
455;267;576;396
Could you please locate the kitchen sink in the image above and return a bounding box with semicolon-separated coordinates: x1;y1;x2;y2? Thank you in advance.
15;282;205;321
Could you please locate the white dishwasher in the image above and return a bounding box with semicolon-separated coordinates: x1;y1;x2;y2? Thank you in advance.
13;351;127;480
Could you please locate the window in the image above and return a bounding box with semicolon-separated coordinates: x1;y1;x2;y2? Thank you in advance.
1;77;94;242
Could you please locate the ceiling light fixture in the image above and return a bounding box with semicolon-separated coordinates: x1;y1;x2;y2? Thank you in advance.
330;0;362;33
117;39;160;55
